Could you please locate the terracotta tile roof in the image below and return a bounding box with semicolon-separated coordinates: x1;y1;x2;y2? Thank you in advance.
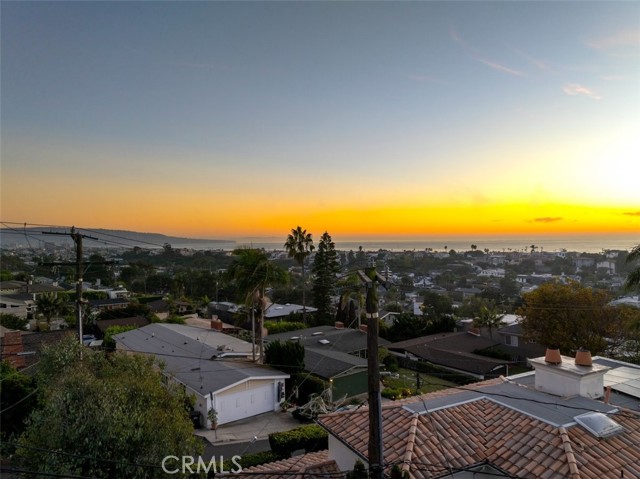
318;379;640;479
227;450;340;479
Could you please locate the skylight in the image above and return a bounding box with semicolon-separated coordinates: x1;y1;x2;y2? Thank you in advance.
573;412;624;438
318;339;331;345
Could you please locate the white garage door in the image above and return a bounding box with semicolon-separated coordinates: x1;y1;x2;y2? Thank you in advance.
216;383;274;425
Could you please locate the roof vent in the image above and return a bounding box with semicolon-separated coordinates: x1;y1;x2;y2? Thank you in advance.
574;412;624;438
544;348;562;364
575;348;592;367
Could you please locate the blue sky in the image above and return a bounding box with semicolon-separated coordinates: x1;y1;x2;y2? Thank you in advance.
1;1;638;238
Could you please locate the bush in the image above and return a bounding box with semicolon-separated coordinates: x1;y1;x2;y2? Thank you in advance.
0;313;29;331
268;424;328;458
293;373;326;404
263;321;305;335
222;450;282;470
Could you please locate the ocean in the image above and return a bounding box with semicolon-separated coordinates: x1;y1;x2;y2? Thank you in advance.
173;233;639;254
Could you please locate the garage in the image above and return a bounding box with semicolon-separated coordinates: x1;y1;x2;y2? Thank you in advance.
215;382;275;425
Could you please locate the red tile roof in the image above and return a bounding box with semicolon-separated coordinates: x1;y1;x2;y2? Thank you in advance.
226;450;340;479
318;379;640;479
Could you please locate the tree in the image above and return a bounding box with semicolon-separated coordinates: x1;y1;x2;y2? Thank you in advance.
472;305;505;339
265;340;305;375
15;336;201;478
0;361;37;448
625;244;640;291
0;313;29;331
312;232;340;325
227;248;287;363
284;226;315;323
518;281;621;355
35;292;70;328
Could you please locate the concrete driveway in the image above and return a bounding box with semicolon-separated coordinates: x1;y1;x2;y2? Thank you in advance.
195;410;302;445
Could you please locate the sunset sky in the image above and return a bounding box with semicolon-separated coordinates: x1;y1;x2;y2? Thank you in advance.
1;1;638;240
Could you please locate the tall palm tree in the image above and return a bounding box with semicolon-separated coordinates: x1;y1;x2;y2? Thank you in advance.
284;226;314;323
227;248;287;363
625;244;640;291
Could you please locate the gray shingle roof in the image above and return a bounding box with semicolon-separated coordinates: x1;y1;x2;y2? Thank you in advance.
114;324;287;395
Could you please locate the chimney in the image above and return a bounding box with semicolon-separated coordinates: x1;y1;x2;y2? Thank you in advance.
1;331;26;369
575;348;592;367
359;324;368;333
544;347;562;365
334;321;344;329
530;349;609;399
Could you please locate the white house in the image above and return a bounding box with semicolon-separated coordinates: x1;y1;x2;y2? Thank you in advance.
114;323;289;427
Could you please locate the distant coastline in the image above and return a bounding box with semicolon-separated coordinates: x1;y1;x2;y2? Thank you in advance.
179;233;638;254
1;228;636;254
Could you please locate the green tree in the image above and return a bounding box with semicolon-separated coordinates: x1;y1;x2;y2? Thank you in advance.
472;304;505;339
519;281;621;355
227;248;287;363
35;292;70;328
284;226;315;323
15;336;201;478
264;340;305;375
102;325;137;350
0;313;29;331
0;361;37;449
625;244;640;291
312;231;340;325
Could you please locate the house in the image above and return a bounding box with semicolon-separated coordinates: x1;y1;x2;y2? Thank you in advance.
265;323;390;359
496;322;546;362
228;450;339;479
596;259;616;275
87;297;130;313
302;348;368;400
0;329;72;370
113;323;289;427
264;303;318;321
388;332;511;380
317;350;640;478
265;323;390;398
0;280;66;319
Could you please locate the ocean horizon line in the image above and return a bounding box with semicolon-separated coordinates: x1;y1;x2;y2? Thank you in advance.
175;232;638;254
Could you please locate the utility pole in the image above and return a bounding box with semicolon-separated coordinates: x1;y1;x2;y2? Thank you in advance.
42;228;100;349
358;261;386;479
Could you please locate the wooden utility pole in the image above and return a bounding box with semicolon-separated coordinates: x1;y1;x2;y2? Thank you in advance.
359;263;386;479
42;228;99;348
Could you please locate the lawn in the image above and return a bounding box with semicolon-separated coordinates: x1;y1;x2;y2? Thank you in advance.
381;368;457;394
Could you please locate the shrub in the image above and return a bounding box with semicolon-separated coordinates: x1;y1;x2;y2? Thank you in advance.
268;424;328;458
222;450;282;470
263;321;305;335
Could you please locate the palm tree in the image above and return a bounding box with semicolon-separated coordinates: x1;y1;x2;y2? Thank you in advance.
625;244;640;291
227;248;287;363
472;305;505;340
35;292;69;330
284;226;314;323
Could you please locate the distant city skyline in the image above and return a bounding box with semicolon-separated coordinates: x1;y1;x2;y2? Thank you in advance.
1;2;638;238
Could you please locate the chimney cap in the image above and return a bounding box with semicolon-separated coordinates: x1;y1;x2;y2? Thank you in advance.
575;348;592;367
544;347;562;364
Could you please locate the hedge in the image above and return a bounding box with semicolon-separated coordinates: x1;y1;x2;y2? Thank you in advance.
268;424;328;458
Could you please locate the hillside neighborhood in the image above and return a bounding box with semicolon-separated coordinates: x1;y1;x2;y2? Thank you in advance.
2;235;640;478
